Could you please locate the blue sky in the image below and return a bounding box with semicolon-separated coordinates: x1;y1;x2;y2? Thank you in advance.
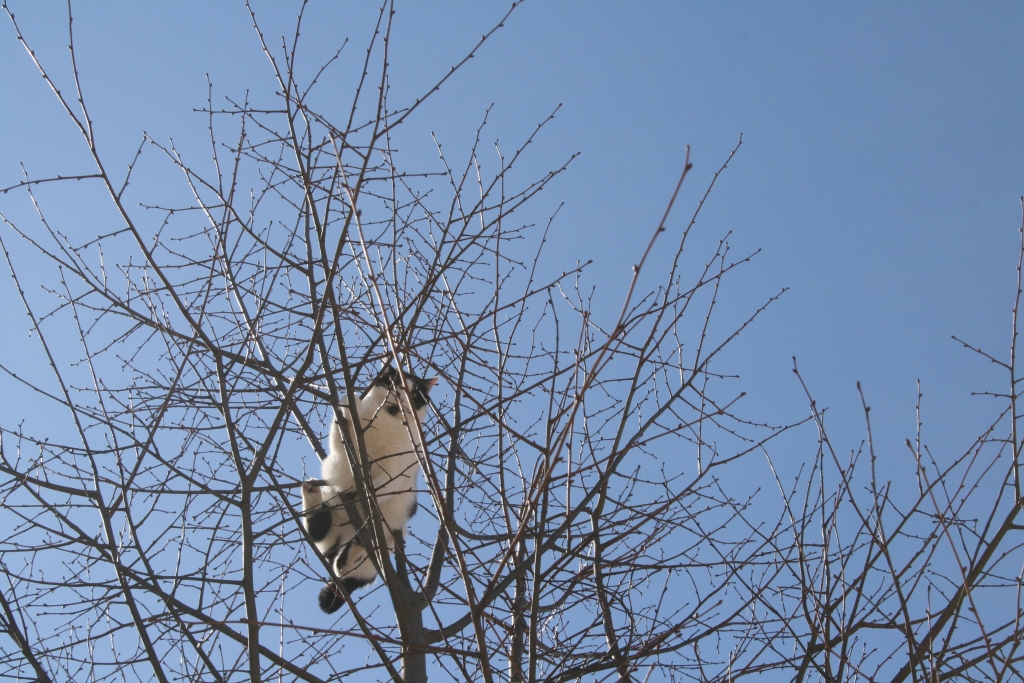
2;1;1022;488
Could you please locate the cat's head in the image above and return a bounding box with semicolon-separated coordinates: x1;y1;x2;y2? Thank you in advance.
361;364;437;418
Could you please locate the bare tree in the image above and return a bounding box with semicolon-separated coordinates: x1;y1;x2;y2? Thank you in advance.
1;3;1021;683
756;221;1024;683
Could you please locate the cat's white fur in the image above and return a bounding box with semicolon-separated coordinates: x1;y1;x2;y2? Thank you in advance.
301;366;435;613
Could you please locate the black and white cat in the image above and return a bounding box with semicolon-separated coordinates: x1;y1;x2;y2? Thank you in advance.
301;365;436;613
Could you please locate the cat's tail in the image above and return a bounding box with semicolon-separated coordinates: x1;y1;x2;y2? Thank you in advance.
318;575;374;613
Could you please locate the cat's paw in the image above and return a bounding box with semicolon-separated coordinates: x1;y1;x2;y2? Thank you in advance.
301;480;323;509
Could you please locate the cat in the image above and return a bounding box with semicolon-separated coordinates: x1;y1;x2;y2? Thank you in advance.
301;364;437;613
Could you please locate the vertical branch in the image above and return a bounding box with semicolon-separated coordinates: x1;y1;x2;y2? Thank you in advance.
1012;198;1024;501
0;584;52;683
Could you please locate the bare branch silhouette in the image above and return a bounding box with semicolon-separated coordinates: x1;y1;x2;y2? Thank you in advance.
1;3;1021;683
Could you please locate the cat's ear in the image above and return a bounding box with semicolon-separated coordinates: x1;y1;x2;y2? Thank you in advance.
412;377;437;409
372;364;398;386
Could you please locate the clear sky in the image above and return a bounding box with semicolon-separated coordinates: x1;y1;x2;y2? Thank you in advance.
2;2;1022;493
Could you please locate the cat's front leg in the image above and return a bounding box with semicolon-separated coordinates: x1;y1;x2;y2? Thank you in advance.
301;480;333;543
